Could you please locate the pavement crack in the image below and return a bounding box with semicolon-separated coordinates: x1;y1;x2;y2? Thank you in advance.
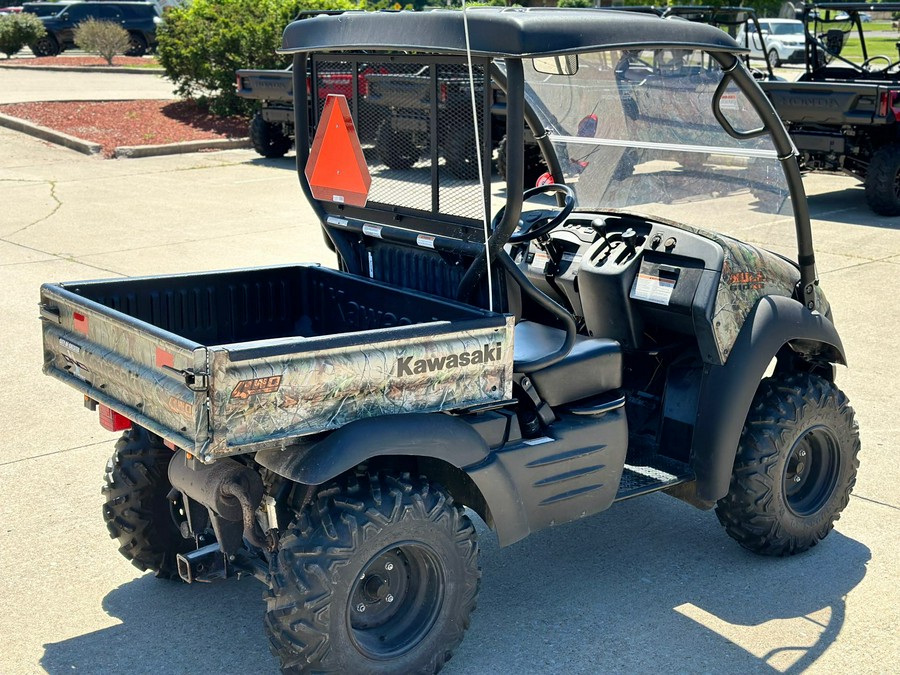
0;439;110;467
0;238;126;275
850;493;900;511
5;179;61;237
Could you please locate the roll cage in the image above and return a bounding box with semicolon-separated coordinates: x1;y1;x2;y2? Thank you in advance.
280;8;818;314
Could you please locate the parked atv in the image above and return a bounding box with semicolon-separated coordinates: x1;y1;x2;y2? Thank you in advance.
40;9;859;674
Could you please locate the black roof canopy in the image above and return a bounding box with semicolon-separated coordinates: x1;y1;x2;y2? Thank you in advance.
279;8;745;58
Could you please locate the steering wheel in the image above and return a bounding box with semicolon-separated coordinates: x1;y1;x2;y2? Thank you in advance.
862;55;894;73
494;183;576;244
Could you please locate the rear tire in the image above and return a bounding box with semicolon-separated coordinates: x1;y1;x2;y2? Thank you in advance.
715;373;860;556
265;471;480;674
125;32;148;57
443;124;479;180
250;112;293;159
102;426;191;579
865;143;900;216
496;134;547;187
374;119;419;170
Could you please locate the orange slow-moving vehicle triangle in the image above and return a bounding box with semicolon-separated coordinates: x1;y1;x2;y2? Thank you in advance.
305;94;371;207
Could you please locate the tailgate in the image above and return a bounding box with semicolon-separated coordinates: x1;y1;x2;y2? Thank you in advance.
761;80;881;126
236;69;294;102
40;284;209;454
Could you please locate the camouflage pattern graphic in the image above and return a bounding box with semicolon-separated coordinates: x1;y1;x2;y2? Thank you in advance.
710;235;801;362
207;320;514;459
40;285;208;451
41;283;513;462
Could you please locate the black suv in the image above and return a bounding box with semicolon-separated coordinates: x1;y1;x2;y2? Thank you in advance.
29;1;160;57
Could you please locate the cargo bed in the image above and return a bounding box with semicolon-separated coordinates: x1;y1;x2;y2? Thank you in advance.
40;265;513;461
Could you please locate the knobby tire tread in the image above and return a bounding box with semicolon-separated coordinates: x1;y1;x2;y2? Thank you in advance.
265;472;480;674
101;427;189;580
715;373;860;556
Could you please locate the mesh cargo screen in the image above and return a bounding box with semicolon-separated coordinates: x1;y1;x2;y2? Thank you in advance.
310;55;495;225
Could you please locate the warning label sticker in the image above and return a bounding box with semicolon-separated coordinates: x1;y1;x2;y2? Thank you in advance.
630;262;678;306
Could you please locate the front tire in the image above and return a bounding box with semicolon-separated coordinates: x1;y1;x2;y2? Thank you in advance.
250;112;293;159
102;426;191;579
31;35;60;57
716;373;860;556
265;471;480;674
865;143;900;216
767;49;781;69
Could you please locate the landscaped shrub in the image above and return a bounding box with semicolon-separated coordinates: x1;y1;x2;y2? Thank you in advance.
0;12;46;59
157;0;356;117
74;18;131;65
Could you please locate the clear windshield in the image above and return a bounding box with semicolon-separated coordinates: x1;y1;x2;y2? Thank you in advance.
523;49;793;233
768;22;804;35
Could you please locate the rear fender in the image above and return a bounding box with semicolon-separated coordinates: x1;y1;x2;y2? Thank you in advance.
254;413;530;545
692;295;845;503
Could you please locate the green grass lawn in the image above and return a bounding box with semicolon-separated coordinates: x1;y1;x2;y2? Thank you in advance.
841;36;900;62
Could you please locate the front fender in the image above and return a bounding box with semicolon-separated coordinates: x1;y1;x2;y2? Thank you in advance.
692;295;845;503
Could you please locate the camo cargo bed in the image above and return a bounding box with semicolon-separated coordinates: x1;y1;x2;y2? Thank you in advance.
40;264;513;461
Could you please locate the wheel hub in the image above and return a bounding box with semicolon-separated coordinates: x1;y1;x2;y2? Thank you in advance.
348;543;444;659
783;425;841;517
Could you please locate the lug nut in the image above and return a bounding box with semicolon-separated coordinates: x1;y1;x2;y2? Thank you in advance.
356;603;366;612
386;594;394;603
385;562;394;571
799;449;807;457
794;475;802;483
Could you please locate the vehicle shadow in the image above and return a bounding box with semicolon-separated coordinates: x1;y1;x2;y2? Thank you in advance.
40;492;867;675
806;185;900;229
447;493;869;674
41;575;278;674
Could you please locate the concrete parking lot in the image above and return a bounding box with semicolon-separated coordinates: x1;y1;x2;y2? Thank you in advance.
0;69;898;674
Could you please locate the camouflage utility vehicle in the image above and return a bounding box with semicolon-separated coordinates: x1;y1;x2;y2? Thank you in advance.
40;9;860;674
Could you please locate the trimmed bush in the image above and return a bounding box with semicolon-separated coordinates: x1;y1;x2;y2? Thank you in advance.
157;0;356;117
74;18;131;65
0;12;46;59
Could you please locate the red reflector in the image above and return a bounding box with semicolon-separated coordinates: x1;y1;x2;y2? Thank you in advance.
156;347;174;369
163;439;178;451
305;94;371;207
99;405;132;432
73;311;89;335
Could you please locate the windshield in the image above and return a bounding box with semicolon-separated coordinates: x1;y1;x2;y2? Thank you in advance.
522;49;792;234
767;22;804;35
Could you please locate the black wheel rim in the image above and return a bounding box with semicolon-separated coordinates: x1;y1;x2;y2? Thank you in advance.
783;425;841;517
348;542;445;660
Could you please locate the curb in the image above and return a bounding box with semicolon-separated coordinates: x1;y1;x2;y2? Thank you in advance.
114;137;251;158
0;63;165;75
0;111;101;155
0;111;250;158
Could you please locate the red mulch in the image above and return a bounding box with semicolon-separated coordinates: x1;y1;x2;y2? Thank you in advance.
0;99;248;157
1;55;160;68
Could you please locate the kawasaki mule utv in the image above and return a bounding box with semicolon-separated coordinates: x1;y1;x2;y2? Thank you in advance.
39;8;859;673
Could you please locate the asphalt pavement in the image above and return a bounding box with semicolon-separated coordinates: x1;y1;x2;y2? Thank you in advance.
0;70;898;675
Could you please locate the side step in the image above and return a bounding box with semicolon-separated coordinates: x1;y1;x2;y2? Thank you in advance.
614;454;693;501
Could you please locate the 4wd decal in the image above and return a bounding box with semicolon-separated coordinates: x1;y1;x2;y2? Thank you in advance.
231;376;283;400
728;271;765;291
396;342;502;376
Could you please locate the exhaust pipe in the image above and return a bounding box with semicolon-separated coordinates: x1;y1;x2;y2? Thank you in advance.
168;450;267;553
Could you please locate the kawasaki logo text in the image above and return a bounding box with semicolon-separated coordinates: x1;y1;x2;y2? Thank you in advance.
396;343;502;376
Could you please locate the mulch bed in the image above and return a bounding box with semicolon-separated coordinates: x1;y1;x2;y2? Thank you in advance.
0;55;161;68
0;99;248;157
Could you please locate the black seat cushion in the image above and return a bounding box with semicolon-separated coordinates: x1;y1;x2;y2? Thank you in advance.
514;321;622;407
